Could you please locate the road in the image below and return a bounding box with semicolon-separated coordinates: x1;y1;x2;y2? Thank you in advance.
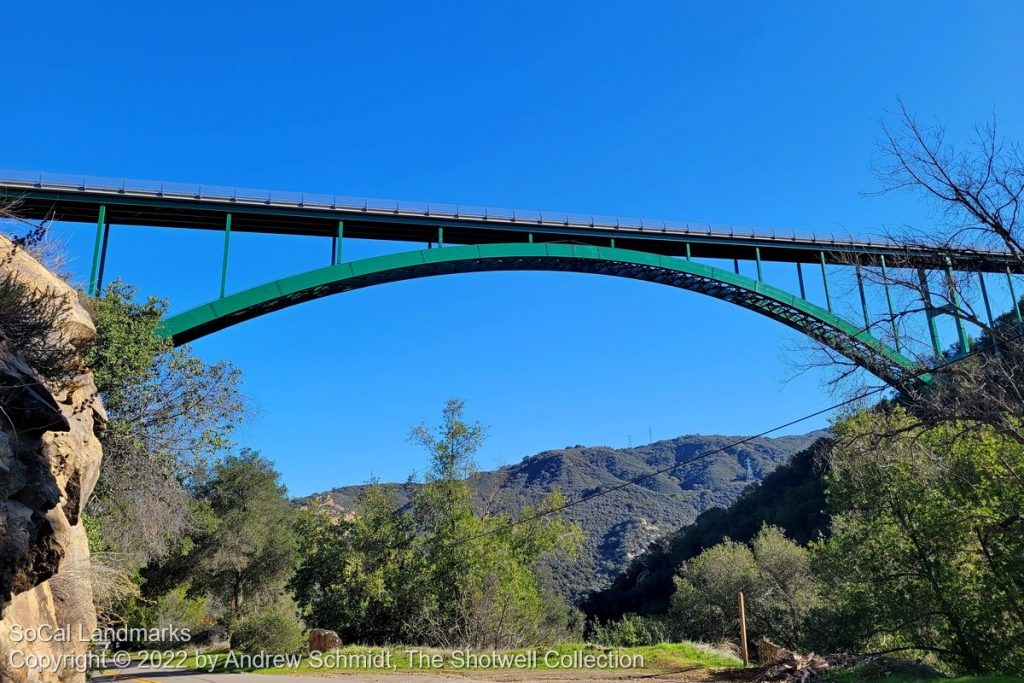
96;666;456;683
94;664;722;683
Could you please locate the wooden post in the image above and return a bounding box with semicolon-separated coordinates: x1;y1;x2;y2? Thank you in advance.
738;591;749;666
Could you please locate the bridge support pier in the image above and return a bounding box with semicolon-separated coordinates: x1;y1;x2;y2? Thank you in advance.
332;221;344;265
856;263;870;330
880;255;900;352
945;258;971;355
819;252;832;313
96;223;111;295
1007;267;1023;330
88;204;107;296
978;272;995;327
918;268;944;358
219;213;232;298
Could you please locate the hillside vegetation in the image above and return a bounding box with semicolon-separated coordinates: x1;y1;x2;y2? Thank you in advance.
307;431;823;597
583;438;831;621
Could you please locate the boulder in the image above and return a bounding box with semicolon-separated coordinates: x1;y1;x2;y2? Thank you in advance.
308;628;342;653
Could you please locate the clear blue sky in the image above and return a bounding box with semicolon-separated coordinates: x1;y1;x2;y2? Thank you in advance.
4;2;1023;496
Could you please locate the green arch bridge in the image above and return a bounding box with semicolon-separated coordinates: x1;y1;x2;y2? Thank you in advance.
4;171;1022;389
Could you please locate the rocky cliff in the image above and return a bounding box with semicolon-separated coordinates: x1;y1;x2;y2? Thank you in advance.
0;236;105;683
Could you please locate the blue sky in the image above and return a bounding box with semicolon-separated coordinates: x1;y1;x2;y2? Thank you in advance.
4;2;1023;496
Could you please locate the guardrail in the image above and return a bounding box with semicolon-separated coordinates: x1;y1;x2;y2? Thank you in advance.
0;169;882;247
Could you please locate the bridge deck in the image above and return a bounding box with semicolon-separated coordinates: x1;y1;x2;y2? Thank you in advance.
0;170;1016;270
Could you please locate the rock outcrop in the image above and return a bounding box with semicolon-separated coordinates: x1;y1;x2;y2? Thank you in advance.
0;236;106;683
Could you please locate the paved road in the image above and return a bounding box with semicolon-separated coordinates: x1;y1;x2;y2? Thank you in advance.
93;664;714;682
96;666;464;683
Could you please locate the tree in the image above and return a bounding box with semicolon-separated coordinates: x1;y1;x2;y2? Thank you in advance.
85;281;245;565
667;525;820;649
189;450;298;617
290;489;424;643
291;398;581;648
814;407;1024;673
809;106;1024;437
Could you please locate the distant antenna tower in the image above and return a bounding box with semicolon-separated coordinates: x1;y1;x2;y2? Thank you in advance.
745;457;755;482
627;434;633;448
648;427;653;443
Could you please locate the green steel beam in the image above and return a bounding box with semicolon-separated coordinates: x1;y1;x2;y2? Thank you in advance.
796;262;806;299
978;271;994;327
332;221;343;265
96;223;111;295
755;247;763;282
88;204;107;297
160;243;922;386
219;213;232;298
438;227;444;248
819;252;832;313
1008;267;1023;329
945;259;971;354
15;184;1022;272
918;268;943;358
856;263;870;330
685;243;691;260
880;255;900;353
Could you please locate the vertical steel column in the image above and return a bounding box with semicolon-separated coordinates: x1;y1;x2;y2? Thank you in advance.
88;204;107;296
977;272;995;327
945;258;971;354
819;252;832;313
880;255;900;352
608;237;613;248
733;258;740;275
1007;266;1023;329
219;213;232;299
856;263;870;330
437;227;444;248
331;221;344;265
96;223;111;295
918;268;944;357
755;247;763;282
685;243;691;260
796;262;806;299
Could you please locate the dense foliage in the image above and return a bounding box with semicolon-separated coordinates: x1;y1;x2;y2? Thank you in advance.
669;525;819;649
292;398;582;648
311;432;820;599
815;409;1024;672
0;272;81;384
86;281;245;565
584;439;830;621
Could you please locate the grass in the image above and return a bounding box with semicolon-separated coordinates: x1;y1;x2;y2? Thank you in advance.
157;641;741;675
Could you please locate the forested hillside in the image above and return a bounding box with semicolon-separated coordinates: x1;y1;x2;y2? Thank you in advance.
583;437;831;621
308;431;824;597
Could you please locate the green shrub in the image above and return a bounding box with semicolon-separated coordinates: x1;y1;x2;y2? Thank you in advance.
592;614;670;647
230;608;305;654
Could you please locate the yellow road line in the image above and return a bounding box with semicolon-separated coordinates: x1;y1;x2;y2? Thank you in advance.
100;670;161;683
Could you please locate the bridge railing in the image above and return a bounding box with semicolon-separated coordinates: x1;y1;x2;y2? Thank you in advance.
0;168;888;247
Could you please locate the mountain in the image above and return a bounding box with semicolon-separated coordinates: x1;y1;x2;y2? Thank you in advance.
306;431;826;599
582;437;832;621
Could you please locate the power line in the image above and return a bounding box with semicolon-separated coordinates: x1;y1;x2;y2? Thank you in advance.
454;328;1023;547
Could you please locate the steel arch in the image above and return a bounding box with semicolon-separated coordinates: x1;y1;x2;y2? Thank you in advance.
160;243;922;387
